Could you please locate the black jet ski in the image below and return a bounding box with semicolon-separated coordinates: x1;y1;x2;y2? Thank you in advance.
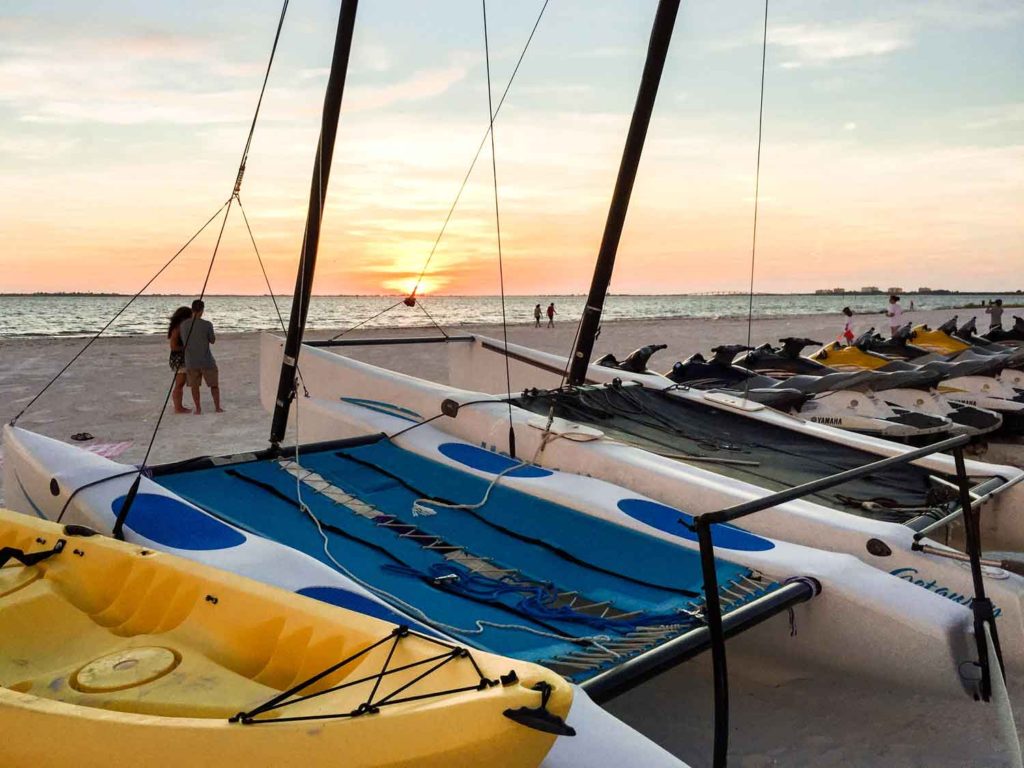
639;345;952;438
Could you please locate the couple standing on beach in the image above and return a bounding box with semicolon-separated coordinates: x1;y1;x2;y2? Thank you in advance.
168;299;223;415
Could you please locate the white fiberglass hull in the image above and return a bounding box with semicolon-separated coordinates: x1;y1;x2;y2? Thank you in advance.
258;334;1024;683
283;393;985;696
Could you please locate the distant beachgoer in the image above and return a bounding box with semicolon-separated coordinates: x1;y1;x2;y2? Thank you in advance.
986;298;1004;330
909;300;915;312
167;306;192;414
546;302;556;328
180;299;223;414
886;294;903;336
534;303;542;328
839;306;855;345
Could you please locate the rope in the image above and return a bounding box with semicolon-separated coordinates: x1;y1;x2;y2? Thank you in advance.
743;0;769;402
482;0;517;457
234;0;290;195
414;300;449;339
9;200;229;426
136;200;234;478
409;0;550;300
320;1;550;343
327;299;406;341
111;1;291;534
238;198;286;332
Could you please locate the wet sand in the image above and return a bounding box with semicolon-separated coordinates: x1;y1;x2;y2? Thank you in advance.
0;307;1019;766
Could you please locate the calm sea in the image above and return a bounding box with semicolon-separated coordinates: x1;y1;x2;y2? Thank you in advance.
0;293;1007;339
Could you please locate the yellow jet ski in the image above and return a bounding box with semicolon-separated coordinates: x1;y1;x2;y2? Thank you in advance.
0;508;574;767
909;322;972;355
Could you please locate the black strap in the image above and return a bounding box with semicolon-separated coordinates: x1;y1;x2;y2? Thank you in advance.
0;539;66;568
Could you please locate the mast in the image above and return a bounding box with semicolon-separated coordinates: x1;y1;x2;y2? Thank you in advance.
270;0;359;446
566;0;679;387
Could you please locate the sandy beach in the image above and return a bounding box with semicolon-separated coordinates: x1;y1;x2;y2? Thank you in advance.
1;307;1020;766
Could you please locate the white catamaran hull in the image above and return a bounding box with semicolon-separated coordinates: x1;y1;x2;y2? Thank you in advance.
257;334;1024;675
275;393;989;696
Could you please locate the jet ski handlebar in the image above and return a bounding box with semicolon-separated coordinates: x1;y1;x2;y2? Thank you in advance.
777;337;822;358
937;315;959;335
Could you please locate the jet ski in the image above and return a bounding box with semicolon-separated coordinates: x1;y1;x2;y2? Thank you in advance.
734;339;1003;438
980;314;1024;347
657;344;953;439
810;327;1024;434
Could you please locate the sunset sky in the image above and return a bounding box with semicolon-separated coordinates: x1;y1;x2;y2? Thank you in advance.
1;0;1021;296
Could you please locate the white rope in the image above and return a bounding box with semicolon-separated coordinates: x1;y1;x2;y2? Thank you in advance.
288;396;622;650
411;460;524;517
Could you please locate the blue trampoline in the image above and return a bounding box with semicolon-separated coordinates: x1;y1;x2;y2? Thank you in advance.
156;437;778;682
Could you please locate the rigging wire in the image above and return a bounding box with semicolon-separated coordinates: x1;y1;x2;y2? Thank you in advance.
482;0;517;458
238;199;287;333
234;0;290;195
136;0;292;464
409;0;550;301
13;0;291;430
110;0;292;536
743;0;769;401
9;200;230;426
322;0;550;344
133;201;234;477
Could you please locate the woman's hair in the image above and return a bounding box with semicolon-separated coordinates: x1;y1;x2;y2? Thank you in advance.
168;306;192;338
842;306;852;316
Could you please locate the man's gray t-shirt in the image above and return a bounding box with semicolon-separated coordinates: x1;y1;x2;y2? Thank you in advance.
180;317;216;369
987;305;1004;327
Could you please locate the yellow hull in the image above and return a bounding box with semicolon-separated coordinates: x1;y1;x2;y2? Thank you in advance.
0;509;571;767
909;324;971;354
808;341;889;370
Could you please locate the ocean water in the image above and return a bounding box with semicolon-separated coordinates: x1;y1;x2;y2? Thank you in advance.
0;293;1008;338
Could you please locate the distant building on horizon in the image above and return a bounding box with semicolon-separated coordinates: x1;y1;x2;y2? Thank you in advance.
814;288;847;295
861;286;882;294
887;287;903;294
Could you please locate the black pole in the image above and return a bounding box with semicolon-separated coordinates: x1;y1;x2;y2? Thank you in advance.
270;0;359;446
695;519;730;768
567;0;679;387
953;446;1004;700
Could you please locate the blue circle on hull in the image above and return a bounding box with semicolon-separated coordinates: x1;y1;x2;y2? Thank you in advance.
617;498;774;552
111;493;246;551
438;442;552;478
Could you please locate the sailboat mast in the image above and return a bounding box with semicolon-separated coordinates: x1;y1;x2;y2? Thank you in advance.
566;0;679;387
270;0;359;446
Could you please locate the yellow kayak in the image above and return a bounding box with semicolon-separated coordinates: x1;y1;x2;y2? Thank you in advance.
0;508;573;767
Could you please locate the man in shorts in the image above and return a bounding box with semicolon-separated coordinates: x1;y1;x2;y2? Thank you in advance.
180;299;223;414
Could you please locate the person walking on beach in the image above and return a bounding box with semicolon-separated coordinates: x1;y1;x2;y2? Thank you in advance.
839;307;855;345
546;302;556;328
886;294;903;337
180;299;223;415
986;298;1004;330
534;303;542;328
167;306;193;414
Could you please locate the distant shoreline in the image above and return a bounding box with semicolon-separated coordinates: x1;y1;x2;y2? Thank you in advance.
2;290;1022;298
